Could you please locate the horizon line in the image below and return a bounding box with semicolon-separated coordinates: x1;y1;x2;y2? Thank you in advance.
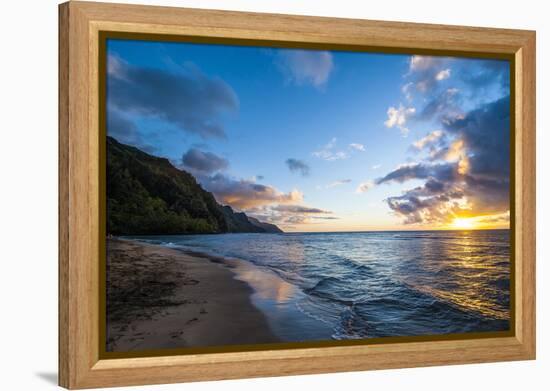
280;227;510;234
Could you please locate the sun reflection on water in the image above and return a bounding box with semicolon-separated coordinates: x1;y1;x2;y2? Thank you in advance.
401;230;509;320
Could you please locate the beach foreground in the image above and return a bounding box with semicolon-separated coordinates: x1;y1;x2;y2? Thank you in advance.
106;238;279;351
107;230;511;351
130;231;510;341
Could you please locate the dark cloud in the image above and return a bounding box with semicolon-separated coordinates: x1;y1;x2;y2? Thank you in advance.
107;108;138;143
444;95;511;180
107;54;238;139
376;162;458;185
464;176;509;214
418;88;462;122
286;158;311;176
460;59;510;92
386;191;464;225
399;56;509;123
107;108;157;153
380;95;510;225
384;173;508;225
424;178;446;193
406;57;509;125
383;178;466;225
380;54;511;226
181;148;228;175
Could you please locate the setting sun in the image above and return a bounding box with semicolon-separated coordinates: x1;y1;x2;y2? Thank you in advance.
452;217;476;230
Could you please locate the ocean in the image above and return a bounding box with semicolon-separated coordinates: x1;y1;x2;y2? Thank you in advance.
128;230;510;342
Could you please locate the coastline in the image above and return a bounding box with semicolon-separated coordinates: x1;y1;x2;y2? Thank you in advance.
106;230;510;350
106;238;280;352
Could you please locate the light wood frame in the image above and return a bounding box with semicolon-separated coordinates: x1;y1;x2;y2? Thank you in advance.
59;1;536;389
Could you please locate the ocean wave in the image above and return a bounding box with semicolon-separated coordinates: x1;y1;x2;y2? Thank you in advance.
125;230;511;339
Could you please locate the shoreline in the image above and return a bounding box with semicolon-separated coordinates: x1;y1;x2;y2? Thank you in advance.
106;238;280;352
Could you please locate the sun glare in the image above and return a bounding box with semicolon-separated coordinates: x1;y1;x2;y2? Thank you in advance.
452;217;475;230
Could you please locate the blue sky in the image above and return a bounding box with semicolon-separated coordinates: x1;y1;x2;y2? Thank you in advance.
106;39;511;232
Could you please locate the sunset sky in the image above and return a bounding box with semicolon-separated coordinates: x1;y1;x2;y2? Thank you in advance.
106;39;511;232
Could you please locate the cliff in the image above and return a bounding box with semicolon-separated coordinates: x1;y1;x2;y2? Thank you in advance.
106;136;282;235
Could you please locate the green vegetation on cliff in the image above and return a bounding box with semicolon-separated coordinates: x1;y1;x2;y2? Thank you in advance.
107;136;282;235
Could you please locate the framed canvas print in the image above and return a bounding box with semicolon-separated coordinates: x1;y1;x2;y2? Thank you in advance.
59;1;536;389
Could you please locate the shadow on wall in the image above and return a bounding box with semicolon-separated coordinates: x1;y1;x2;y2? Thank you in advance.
35;372;57;386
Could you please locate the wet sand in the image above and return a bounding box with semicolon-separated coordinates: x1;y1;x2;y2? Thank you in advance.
106;238;280;352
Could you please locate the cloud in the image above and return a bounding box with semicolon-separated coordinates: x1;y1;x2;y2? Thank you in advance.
408;55;449;93
349;143;366;151
107;108;157;153
200;173;303;210
424;178;446;193
285;158;311;176
402;82;414;101
271;205;331;214
398;56;466;127
460;59;510;92
181;148;228;175
407;56;509;108
313;138;349;161
385;188;466;225
107;108;139;144
444;95;510;180
371;164;382;170
384;105;416;136
409;55;442;72
275;49;334;88
435;69;451;81
107;54;125;78
247;203;335;228
376;162;458;185
193;167;333;228
418;88;462;122
107;53;239;139
412;130;445;151
382;174;508;226
378;95;510;225
327;179;352;188
379;54;510;226
356;180;374;193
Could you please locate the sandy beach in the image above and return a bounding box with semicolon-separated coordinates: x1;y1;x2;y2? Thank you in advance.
106;238;280;352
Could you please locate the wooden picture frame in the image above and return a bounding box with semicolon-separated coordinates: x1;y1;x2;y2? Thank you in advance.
59;1;536;389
